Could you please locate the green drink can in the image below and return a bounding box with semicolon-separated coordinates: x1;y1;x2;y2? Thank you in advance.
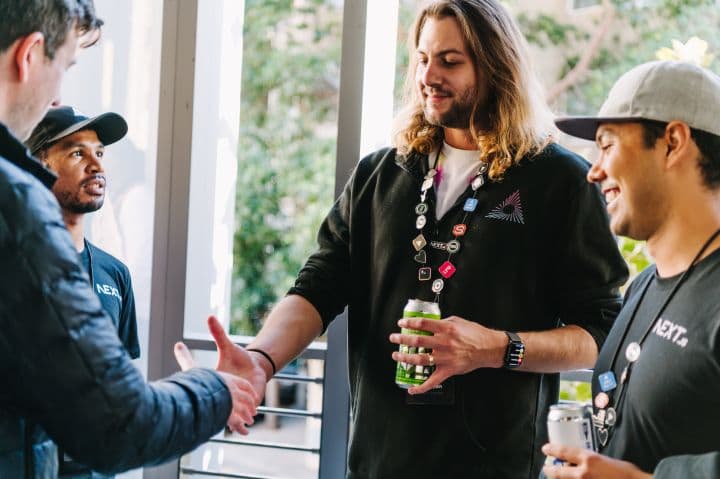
395;299;441;389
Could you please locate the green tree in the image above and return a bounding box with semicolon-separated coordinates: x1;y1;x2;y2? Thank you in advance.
232;0;342;335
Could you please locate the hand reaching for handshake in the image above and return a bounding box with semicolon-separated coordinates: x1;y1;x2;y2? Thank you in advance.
174;316;270;434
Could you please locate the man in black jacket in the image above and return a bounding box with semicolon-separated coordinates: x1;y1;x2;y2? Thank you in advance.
0;1;266;477
240;1;628;477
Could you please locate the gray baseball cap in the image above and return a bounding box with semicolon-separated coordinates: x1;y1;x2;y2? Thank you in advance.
555;60;720;141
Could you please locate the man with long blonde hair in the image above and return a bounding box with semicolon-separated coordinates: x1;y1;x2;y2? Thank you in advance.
243;1;628;477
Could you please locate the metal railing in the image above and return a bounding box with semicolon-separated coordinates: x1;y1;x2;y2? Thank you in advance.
178;320;349;479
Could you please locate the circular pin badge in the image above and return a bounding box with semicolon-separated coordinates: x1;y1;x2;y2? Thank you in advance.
415;214;427;229
426;168;437;178
446;239;461;254
594;392;609;409
421;178;434;192
415;203;429;215
431;279;444;293
477;162;488;175
471;175;485;191
625;342;642;363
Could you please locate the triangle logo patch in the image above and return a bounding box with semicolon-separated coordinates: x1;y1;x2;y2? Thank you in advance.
486;190;525;224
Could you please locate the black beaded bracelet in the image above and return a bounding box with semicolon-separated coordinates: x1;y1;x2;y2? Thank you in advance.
246;348;277;376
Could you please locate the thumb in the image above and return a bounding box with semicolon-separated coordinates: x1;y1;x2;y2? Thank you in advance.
208;315;235;352
174;341;195;371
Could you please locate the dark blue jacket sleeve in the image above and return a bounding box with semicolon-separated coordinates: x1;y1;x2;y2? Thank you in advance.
0;178;231;473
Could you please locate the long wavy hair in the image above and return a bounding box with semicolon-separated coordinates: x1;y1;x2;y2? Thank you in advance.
393;0;555;180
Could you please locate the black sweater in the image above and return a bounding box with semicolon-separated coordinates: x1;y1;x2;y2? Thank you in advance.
290;144;628;478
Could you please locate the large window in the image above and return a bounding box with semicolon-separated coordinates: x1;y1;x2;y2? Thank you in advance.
146;1;719;477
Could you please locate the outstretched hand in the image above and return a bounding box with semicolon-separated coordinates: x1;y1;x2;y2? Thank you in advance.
205;316;269;402
541;443;652;479
173;316;270;433
389;315;506;394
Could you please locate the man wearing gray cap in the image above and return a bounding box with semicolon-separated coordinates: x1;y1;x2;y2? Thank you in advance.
27;106;139;478
544;60;720;478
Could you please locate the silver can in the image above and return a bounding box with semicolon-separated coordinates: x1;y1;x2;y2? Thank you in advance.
395;299;441;389
547;403;596;464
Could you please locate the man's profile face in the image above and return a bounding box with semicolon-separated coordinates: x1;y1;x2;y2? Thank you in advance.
15;31;80;141
588;122;668;240
415;16;485;130
44;129;107;214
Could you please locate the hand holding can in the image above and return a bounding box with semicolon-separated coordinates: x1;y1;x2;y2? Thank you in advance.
546;403;597;466
394;299;441;389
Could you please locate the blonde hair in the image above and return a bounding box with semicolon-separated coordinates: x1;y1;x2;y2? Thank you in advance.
393;0;556;180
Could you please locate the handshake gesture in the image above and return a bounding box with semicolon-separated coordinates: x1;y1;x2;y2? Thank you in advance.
174;316;270;434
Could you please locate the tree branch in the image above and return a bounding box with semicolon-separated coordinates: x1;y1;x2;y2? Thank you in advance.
546;0;616;104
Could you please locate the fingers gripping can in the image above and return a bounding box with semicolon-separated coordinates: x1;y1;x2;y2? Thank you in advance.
546;403;597;465
395;299;441;388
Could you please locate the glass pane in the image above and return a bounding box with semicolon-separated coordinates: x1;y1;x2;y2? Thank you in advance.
231;0;344;336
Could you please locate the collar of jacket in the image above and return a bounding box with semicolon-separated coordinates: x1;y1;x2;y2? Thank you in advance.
0;122;56;189
394;150;430;182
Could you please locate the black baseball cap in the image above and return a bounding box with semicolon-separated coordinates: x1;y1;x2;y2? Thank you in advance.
26;106;128;155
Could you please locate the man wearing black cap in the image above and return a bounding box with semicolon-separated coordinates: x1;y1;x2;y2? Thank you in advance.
543;60;720;479
27;107;139;478
28;107;140;362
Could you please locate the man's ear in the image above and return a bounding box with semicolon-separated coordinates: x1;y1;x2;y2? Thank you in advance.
663;121;693;169
13;32;46;83
37;150;51;168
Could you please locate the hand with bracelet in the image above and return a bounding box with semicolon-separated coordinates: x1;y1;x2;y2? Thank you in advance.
173;316;270;432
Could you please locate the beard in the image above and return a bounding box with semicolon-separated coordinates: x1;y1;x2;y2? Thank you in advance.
55;190;104;214
422;86;477;129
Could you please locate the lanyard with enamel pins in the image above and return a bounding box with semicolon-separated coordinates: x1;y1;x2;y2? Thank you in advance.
412;150;488;301
593;227;720;447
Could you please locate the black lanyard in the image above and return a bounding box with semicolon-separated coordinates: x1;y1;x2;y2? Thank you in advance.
599;227;720;445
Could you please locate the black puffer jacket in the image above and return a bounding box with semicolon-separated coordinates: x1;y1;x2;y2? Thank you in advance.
0;123;231;478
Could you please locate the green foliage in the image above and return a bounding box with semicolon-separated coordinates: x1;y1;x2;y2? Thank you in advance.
232;0;342;334
517;0;719;282
517;13;586;47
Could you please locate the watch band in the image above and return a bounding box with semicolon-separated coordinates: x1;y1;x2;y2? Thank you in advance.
503;331;525;369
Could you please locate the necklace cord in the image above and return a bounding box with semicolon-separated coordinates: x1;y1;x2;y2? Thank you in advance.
601;227;720;443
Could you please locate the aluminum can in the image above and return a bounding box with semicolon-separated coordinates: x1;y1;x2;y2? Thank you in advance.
395;299;441;388
546;403;596;465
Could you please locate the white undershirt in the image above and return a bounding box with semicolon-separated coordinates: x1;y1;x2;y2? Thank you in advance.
434;142;482;219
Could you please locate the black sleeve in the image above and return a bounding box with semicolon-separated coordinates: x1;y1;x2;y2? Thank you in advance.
287;151;384;331
118;266;140;359
554;179;629;350
287;168;354;331
0;181;231;473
